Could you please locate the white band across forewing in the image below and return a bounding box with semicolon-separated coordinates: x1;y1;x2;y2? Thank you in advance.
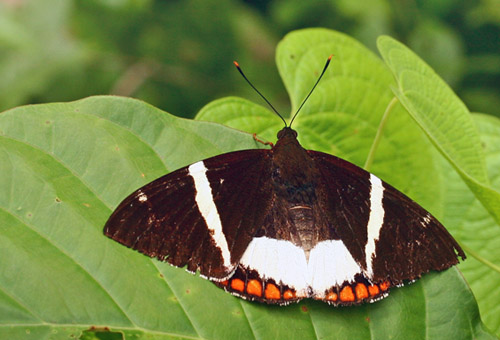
364;174;385;278
188;161;232;269
239;237;363;296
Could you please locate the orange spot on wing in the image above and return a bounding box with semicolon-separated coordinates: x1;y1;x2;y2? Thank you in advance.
368;284;380;296
264;283;280;300
326;291;338;302
339;286;355;302
220;280;229;286
283;289;295;300
355;283;369;300
247;279;263;297
230;279;245;292
379;281;390;291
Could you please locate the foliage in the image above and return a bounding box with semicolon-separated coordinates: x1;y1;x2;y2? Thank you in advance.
1;28;499;339
1;0;500;338
0;0;499;117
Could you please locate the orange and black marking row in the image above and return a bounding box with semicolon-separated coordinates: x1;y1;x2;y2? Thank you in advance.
218;278;298;303
214;266;301;304
213;266;391;305
321;281;390;305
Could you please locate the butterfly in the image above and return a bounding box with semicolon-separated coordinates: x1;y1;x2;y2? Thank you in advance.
104;57;465;305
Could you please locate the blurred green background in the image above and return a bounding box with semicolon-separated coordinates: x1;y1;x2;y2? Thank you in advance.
1;0;499;119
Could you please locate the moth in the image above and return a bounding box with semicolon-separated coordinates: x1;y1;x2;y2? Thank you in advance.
104;57;465;305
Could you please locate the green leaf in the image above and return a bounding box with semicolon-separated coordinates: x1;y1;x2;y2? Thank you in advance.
440;113;500;337
0;28;497;340
377;35;500;226
0;96;261;340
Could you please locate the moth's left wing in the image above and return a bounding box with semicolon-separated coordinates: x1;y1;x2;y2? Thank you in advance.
104;149;273;280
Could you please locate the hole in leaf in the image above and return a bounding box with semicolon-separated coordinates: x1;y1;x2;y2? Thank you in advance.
79;327;123;340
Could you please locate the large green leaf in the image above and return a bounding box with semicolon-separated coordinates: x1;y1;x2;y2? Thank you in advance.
377;35;500;226
440;113;500;336
0;28;497;340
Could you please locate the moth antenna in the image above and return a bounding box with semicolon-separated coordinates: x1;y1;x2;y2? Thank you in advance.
234;61;288;127
289;55;333;128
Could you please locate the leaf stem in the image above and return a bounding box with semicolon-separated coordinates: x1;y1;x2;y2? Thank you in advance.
460;243;500;274
364;97;399;171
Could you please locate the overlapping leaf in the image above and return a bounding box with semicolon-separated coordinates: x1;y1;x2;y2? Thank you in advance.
438;113;500;336
377;35;500;226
